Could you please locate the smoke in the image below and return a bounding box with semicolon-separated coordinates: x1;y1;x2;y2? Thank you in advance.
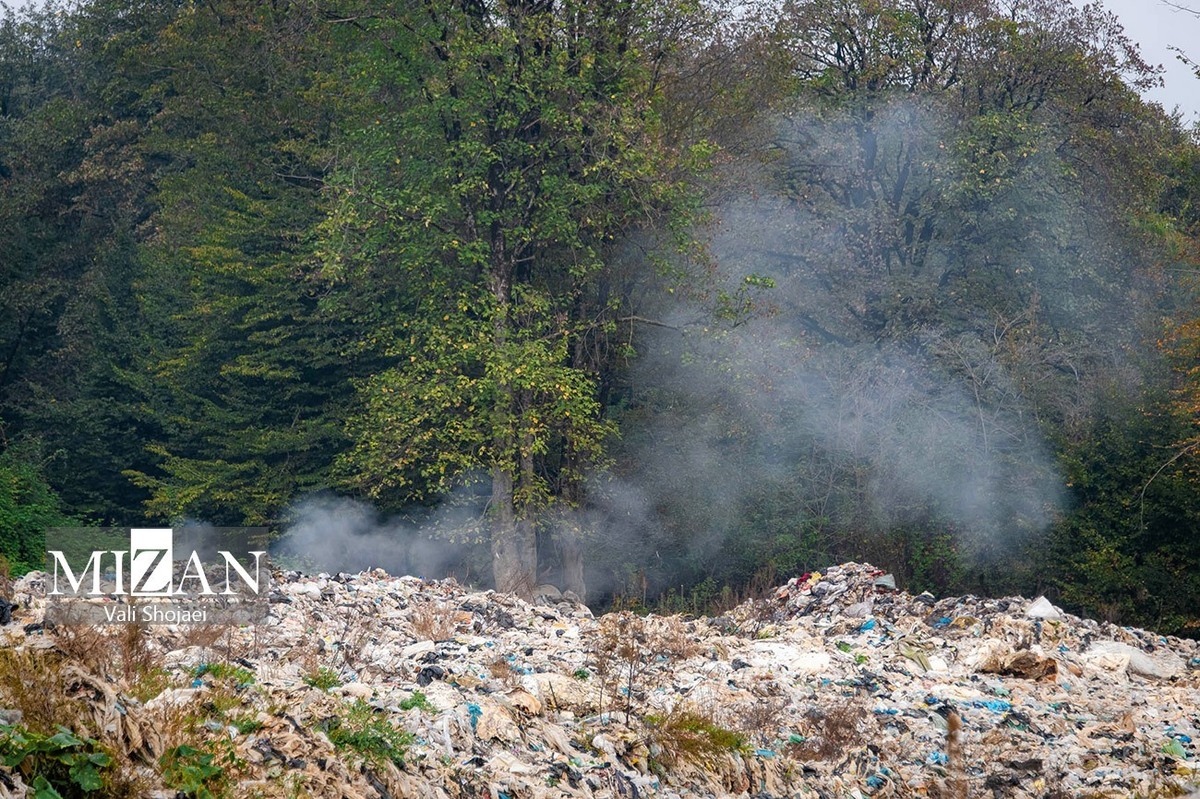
272;93;1152;601
272;492;487;581
584;93;1161;594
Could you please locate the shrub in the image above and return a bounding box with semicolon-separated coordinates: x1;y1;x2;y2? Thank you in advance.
321;700;412;770
0;723;114;797
303;667;342;692
644;707;748;771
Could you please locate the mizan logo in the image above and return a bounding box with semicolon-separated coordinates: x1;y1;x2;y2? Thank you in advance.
48;528;266;598
45;527;268;624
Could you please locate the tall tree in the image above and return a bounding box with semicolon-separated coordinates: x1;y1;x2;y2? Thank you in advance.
122;0;353;526
323;0;706;596
0;0;177;522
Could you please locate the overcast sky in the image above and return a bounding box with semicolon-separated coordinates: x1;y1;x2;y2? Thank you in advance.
1100;0;1200;123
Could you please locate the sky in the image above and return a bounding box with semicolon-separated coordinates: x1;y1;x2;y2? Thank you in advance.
1101;0;1200;123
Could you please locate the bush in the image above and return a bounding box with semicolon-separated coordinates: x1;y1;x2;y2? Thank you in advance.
321;700;413;770
644;707;748;771
0;449;74;574
0;724;114;798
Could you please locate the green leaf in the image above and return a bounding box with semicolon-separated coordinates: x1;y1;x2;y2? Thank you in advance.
31;776;65;799
69;761;104;792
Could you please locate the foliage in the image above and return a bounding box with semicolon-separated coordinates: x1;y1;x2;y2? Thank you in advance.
0;449;74;573
320;0;711;594
1047;390;1200;635
0;724;113;798
303;667;342;692
120;0;352;527
160;744;225;799
321;700;413;770
0;0;1199;632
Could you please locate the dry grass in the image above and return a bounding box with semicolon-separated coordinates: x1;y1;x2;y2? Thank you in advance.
331;609;377;671
487;656;521;689
925;710;970;799
728;696;788;747
591;612;655;723
0;553;13;600
647;615;702;660
784;701;867;761
409;601;459;642
590;612;703;724
0;648;75;734
178;623;226;651
0;646;157;797
45;620;164;700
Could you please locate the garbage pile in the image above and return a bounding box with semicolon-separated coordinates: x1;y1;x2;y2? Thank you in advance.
2;562;1199;798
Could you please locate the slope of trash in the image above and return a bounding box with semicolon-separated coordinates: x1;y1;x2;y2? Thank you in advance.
2;562;1199;798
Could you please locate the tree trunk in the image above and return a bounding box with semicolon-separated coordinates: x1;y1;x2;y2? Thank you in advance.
559;531;586;600
559;443;587;600
490;463;524;595
490;462;535;598
488;236;536;599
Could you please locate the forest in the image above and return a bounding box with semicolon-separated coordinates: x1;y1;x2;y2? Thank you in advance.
2;0;1200;634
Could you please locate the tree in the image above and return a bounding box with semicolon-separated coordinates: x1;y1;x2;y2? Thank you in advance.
121;0;354;526
323;0;706;596
0;0;177;523
597;0;1189;604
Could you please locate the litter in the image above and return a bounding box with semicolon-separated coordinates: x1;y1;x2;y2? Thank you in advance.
0;561;1197;798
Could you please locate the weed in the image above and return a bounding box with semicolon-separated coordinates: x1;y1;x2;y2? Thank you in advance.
303;667;343;692
0;723;113;796
591;612;699;724
785;702;867;760
398;691;434;713
129;667;171;704
644;706;748;771
735;598;781;639
0;553;12;599
228;714;264;735
192;662;255;686
161;743;226;799
0;649;73;735
487;656;520;688
49;625;109;674
331;610;377;672
115;621;155;683
573;668;590;680
651;615;702;660
178;624;225;651
409;601;459;642
202;685;246;718
321;699;413;770
729;696;788;747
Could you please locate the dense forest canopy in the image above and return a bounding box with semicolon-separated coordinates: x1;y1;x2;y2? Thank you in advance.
1;0;1199;633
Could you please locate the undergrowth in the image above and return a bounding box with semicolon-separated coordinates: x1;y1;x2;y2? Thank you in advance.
644;707;748;772
320;700;413;770
0;724;114;798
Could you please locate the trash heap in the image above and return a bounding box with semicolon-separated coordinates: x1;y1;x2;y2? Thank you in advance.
2;562;1199;798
